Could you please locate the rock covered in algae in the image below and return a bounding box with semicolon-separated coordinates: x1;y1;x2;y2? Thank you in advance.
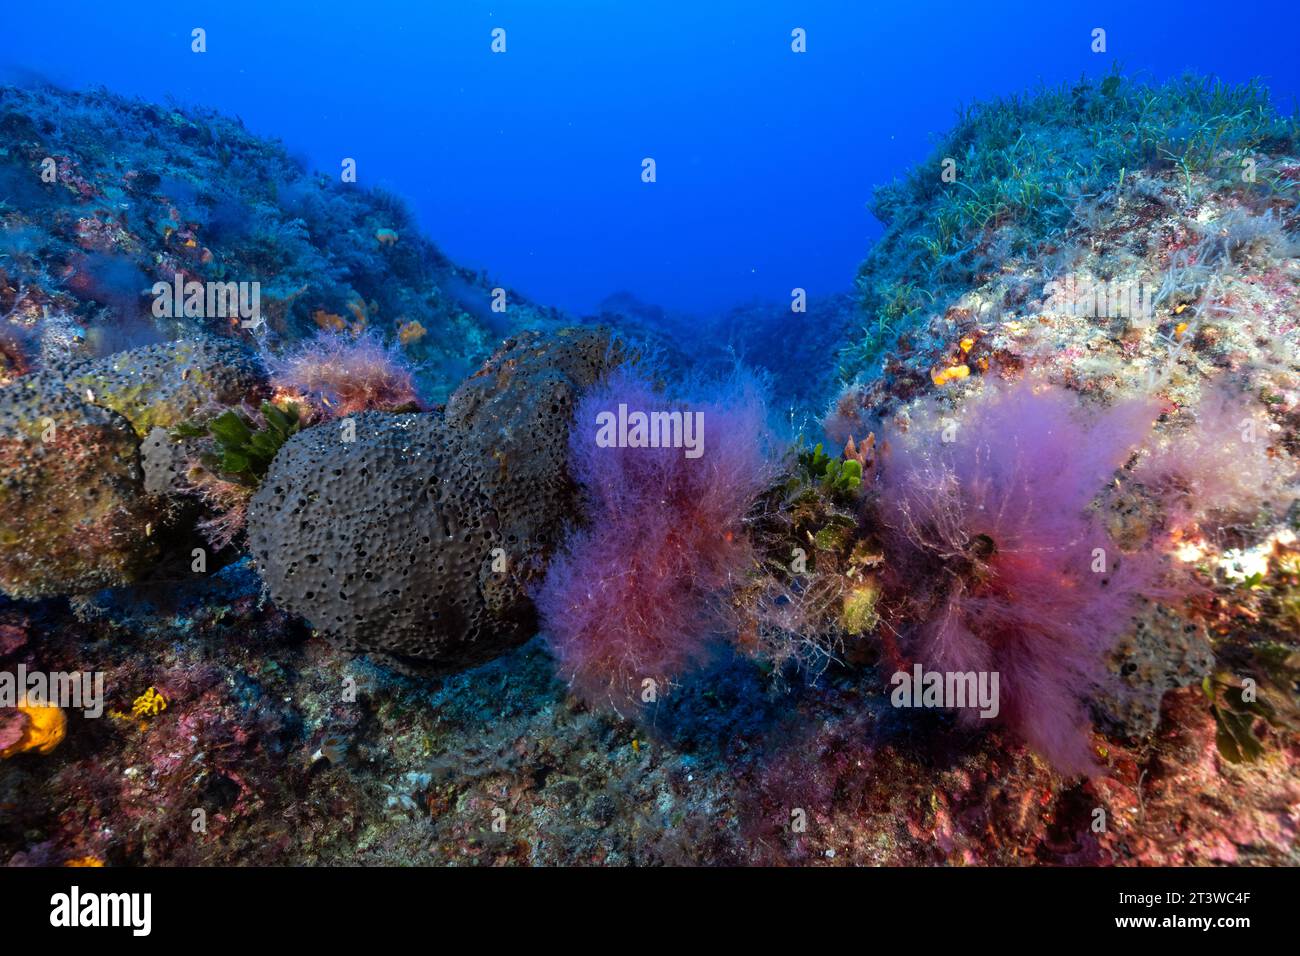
0;335;268;599
248;327;621;673
1093;603;1216;737
0;372;159;598
65;335;267;438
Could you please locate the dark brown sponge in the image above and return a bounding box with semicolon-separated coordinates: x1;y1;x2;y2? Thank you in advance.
248;327;621;673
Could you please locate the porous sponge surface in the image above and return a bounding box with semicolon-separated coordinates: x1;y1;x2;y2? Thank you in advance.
248;327;620;672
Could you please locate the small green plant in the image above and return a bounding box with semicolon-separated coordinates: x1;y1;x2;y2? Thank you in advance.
1203;673;1271;763
797;442;863;496
1202;658;1300;765
174;401;301;484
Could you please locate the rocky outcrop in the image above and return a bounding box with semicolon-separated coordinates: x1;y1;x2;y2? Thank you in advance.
1094;604;1216;737
0;372;158;598
0;336;269;598
64;336;267;437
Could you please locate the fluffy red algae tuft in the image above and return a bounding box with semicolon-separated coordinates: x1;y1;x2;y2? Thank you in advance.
536;367;777;712
267;330;422;419
1135;381;1298;530
875;380;1180;775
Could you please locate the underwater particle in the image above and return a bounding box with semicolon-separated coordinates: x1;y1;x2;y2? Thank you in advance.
0;700;67;757
130;687;167;719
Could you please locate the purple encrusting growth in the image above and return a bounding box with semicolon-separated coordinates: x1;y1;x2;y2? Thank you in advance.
536;367;776;712
877;381;1174;774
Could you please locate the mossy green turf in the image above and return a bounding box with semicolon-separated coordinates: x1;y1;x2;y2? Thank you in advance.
842;69;1300;382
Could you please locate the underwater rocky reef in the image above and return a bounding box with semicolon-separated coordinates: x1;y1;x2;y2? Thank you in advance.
1;72;1298;867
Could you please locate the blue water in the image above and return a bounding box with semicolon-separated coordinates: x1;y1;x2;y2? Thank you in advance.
8;0;1298;317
